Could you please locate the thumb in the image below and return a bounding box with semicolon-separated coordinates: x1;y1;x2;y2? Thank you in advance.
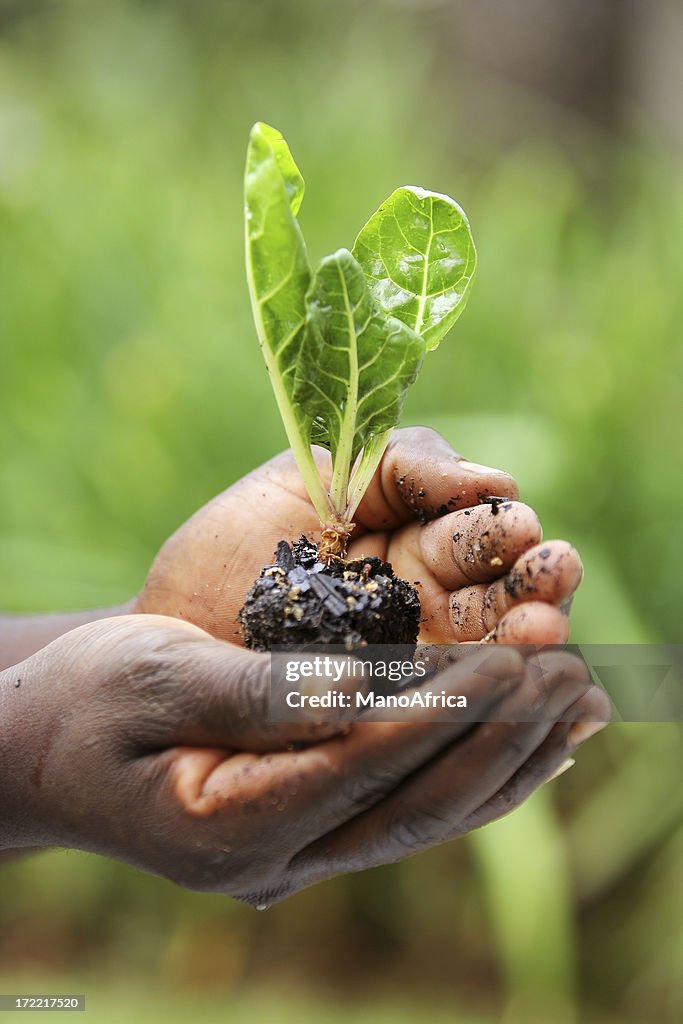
165;636;366;752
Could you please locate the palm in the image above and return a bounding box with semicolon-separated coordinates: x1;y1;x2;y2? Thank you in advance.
135;430;582;646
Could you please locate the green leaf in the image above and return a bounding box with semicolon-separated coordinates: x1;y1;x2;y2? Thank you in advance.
244;122;332;521
254;122;305;217
244;127;477;532
295;249;424;513
353;185;477;351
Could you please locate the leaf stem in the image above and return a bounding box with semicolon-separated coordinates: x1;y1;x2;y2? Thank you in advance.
245;237;333;525
328;263;360;517
346;428;393;520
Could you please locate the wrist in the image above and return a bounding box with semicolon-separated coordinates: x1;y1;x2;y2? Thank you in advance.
0;600;135;671
0;657;40;850
0;646;69;853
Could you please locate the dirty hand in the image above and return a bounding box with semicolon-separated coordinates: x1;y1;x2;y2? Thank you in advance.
136;427;582;645
0;616;608;902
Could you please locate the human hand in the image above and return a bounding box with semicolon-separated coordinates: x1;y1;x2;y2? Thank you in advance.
0;616;608;903
135;427;582;646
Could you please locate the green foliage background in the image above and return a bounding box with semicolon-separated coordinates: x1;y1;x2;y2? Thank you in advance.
1;1;681;1021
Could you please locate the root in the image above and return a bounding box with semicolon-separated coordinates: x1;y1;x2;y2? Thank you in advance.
318;521;355;563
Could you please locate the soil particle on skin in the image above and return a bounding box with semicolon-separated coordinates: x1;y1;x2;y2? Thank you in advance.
504;568;525;599
240;536;421;651
395;474;460;526
396;476;513;528
450;594;467;631
481;495;513;517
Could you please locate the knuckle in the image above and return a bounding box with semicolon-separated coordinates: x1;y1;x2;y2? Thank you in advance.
392;425;443;448
477;722;501;742
502;727;533;760
483;721;529;758
533;650;591;689
106;632;215;746
114;627;196;695
389;427;448;479
345;764;400;810
496;781;525;810
119;648;174;693
387;804;452;853
227;652;271;726
481;584;500;632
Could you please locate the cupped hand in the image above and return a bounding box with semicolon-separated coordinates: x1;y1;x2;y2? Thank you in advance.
135;428;582;646
0;616;608;903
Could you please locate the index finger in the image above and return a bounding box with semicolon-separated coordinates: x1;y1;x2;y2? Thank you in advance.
355;426;519;531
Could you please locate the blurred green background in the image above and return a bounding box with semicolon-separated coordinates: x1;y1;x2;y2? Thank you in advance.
1;0;682;1021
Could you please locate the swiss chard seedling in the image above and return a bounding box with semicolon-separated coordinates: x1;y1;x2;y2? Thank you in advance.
239;123;476;649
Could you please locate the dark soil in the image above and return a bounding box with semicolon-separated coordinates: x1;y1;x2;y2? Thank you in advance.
240;536;421;651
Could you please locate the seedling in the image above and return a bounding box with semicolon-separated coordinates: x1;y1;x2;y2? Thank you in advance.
240;123;476;649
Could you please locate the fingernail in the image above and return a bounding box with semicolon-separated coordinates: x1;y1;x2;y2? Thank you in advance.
544;757;575;784
568;721;607;748
457;459;512;477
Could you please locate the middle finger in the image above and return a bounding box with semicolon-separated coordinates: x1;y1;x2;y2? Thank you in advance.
419;500;543;590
